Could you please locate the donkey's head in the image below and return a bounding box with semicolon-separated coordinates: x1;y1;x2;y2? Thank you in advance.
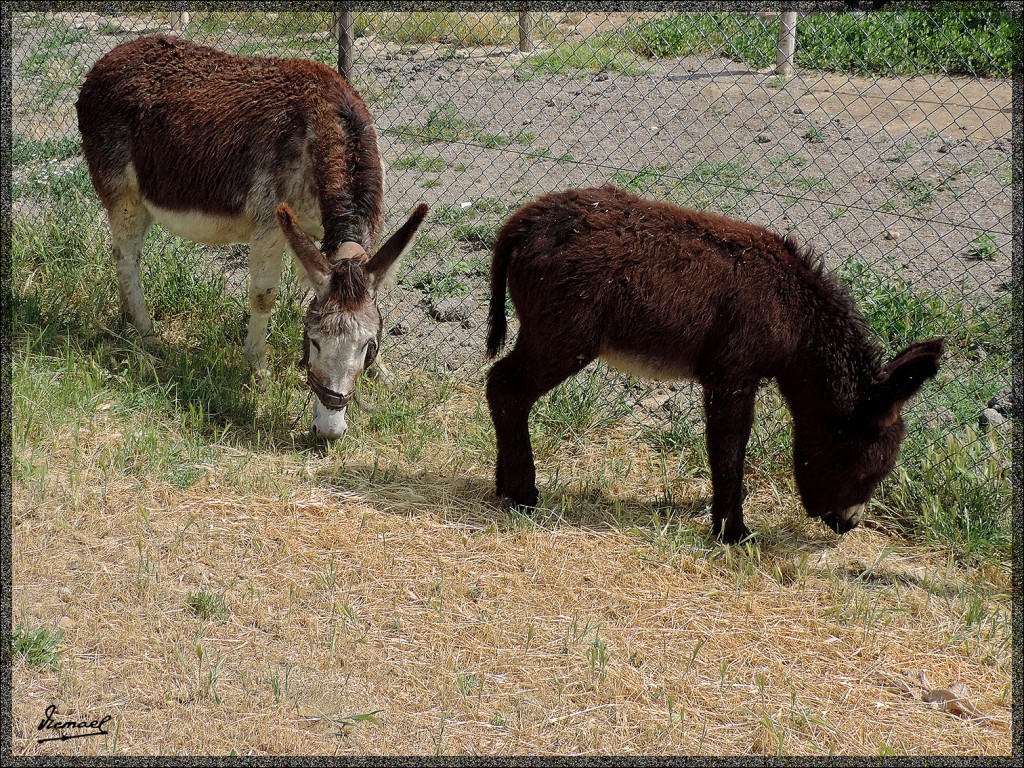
275;202;429;439
792;338;945;534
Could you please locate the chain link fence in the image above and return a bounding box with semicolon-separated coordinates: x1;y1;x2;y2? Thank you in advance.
9;5;1016;536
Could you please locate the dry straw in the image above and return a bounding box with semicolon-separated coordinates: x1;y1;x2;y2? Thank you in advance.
11;397;1012;756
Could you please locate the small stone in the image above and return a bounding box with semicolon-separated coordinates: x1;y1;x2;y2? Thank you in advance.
980;408;1007;430
593;71;609;82
51;699;73;716
884;230;902;241
58;616;74;630
793;106;804;114
426;298;472;325
988;391;1011;415
754;133;771;143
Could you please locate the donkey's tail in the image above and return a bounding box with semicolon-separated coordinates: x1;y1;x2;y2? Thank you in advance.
486;221;520;359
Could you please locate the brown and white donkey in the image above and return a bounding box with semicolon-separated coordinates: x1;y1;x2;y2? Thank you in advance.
77;34;428;438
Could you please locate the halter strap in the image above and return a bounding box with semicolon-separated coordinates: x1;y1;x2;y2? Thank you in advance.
306;369;352;411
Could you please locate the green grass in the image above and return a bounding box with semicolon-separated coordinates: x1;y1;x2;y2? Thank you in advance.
883;176;946;211
393;153;466;173
354;11;528;47
12;135;81;166
621;7;1015;77
392;101;534;149
12;196;309;450
515;39;645;81
36;19;90;49
12;149;93;201
187;11;334;38
187;590;231;622
802;127;827;144
767;154;809;170
611;160;758;213
791;175;834;194
409;257;485;300
11;621;65;669
533;365;630;451
964;233;1000;262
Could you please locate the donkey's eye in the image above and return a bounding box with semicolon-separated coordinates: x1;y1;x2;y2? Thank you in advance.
310;338;321;353
365;339;378;367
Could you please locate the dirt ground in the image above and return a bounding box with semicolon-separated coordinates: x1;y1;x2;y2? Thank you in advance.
362;36;1013;376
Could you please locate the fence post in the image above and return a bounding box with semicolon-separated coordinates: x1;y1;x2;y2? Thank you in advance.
775;10;798;77
518;10;535;53
169;9;190;32
334;5;354;79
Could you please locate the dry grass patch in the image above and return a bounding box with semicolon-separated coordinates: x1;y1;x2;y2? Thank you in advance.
11;391;1012;756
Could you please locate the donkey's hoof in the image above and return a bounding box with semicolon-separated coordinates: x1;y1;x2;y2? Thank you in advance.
245;352;270;374
716;521;752;545
502;487;540;511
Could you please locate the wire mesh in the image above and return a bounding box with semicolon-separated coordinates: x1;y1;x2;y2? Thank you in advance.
9;6;1015;533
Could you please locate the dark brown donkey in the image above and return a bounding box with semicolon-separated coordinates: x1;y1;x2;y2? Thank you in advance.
486;186;944;543
77;34;428;438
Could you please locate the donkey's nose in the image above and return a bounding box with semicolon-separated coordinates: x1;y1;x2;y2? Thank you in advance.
824;503;865;534
307;423;348;442
310;399;349;441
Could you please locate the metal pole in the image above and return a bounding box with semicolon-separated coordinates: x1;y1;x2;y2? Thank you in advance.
518;10;535;53
775;11;798;77
335;5;354;79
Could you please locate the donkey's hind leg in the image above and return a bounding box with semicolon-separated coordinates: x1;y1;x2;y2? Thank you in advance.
107;191;154;339
244;229;286;369
486;340;591;508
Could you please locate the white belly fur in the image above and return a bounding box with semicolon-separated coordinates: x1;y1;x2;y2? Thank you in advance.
145;201;256;245
600;347;696;382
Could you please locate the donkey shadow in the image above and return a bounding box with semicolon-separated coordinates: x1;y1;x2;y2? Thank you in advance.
311;460;847;560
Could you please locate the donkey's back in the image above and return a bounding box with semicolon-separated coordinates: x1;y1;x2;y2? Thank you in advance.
487;185;810;381
76;34;382;247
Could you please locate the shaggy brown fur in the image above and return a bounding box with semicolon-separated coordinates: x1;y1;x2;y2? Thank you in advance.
487;186;943;543
77;34;383;251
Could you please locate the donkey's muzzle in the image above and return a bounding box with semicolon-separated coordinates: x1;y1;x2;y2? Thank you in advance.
821;503;866;534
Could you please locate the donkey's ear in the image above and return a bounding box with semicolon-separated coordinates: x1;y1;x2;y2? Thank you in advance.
869;338;945;428
276;203;331;299
365;203;429;290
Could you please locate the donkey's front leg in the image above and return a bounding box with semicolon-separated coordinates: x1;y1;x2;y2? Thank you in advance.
703;380;757;544
244;230;286;369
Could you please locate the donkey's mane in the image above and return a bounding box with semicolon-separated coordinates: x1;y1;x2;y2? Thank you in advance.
781;233;885;409
318;92;384;255
313;261;371;320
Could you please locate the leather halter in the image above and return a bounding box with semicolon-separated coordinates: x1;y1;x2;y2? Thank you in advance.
299;310;381;412
306;368;352;412
299;327;352;412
